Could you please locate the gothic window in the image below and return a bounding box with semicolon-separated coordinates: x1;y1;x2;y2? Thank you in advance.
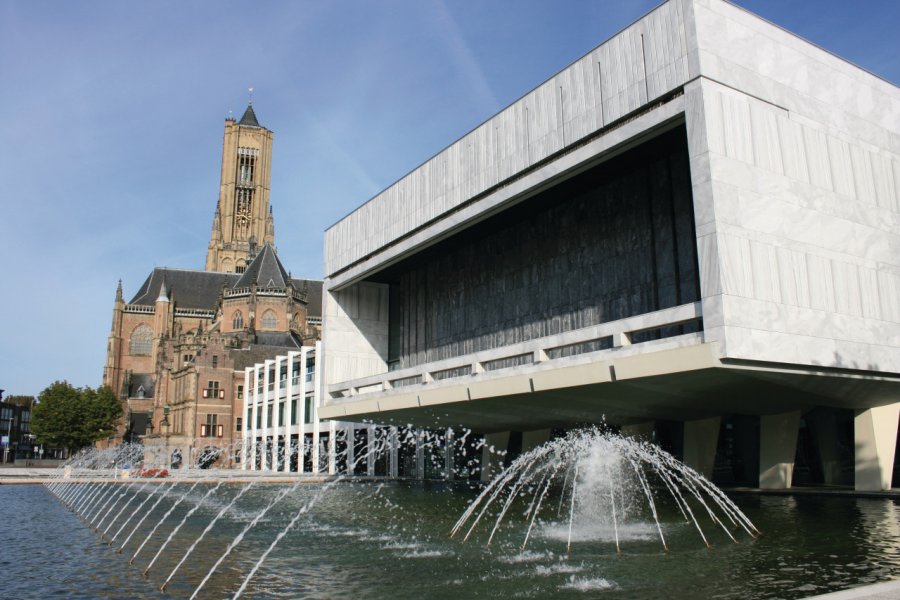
261;310;277;330
234;188;254;239
232;311;244;329
237;147;256;184
130;324;153;355
236;260;246;274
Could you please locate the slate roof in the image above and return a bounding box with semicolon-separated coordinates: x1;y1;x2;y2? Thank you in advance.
292;278;323;317
231;340;303;371
238;103;261;128
127;245;324;316
235;243;289;288
254;332;303;348
130;269;240;309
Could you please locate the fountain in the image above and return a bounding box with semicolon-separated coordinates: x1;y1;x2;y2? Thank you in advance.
23;428;897;598
452;428;758;554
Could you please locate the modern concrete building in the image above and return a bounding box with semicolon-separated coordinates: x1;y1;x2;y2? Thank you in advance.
319;0;899;490
241;346;466;479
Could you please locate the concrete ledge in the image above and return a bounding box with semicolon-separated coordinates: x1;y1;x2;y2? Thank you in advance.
469;375;532;400
378;394;420;411
419;385;469;407
613;342;719;380
531;362;611;391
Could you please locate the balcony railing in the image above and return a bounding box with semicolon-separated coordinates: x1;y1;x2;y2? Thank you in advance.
328;301;702;400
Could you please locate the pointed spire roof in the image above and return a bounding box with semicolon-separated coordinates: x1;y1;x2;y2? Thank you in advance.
156;281;169;303
238;103;261;128
234;243;288;289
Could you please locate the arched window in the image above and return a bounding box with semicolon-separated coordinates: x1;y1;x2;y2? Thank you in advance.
261;310;277;330
130;324;153;355
232;311;244;330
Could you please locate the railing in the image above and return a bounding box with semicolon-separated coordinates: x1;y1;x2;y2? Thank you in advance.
174;308;215;318
328;302;702;399
123;305;154;314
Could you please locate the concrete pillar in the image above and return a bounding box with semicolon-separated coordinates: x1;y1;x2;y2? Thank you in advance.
367;424;375;476
250;366;261;471
346;424;355;475
683;417;720;480
521;428;552;453
855;403;900;491
389;426;398;478
481;431;511;482
759;411;800;489
621;421;655;441
325;420;336;475
415;430;425;479
444;428;454;480
241;368;250;470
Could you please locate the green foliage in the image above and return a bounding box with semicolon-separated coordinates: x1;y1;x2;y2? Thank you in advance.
31;381;123;452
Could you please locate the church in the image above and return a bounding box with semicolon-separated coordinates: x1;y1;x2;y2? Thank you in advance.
102;102;322;467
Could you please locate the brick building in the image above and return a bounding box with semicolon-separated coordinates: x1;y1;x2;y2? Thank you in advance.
102;103;322;467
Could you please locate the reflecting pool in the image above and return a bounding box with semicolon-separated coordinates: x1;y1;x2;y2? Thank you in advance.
2;482;899;599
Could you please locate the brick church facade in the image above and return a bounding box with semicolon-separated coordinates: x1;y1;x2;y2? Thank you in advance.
102;102;322;467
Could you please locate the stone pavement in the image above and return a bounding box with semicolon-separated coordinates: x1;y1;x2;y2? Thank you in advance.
807;580;900;600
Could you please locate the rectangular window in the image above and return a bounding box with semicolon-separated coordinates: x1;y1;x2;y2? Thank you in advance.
277;402;284;425
291;399;298;425
217;424;224;438
256;410;262;429
204;414;218;437
236;417;243;432
204;381;220;399
212;355;218;368
305;396;313;421
237;385;244;400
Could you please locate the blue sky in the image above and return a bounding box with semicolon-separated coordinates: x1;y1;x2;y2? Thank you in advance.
0;0;897;397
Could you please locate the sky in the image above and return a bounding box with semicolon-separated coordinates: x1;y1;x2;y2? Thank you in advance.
0;0;897;398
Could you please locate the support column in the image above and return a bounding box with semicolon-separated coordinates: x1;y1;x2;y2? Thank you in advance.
367;424;376;476
481;431;511;482
389;426;398;478
444;428;454;480
241;368;250;470
250;366;261;471
325;420;335;476
415;430;425;480
683;417;720;480
759;411;800;489
297;348;309;475
521;429;551;452
346;424;355;475
855;403;900;492
285;352;296;473
272;356;283;472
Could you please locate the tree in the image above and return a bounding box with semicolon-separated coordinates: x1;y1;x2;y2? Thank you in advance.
31;381;123;453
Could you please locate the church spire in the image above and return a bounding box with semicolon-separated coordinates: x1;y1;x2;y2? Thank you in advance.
205;95;275;273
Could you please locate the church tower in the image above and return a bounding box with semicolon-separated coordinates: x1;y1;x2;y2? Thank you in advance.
205;101;276;273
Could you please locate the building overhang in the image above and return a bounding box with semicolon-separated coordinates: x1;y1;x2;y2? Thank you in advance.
320;341;900;433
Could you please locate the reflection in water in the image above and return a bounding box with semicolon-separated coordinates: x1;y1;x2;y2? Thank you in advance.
2;484;900;599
